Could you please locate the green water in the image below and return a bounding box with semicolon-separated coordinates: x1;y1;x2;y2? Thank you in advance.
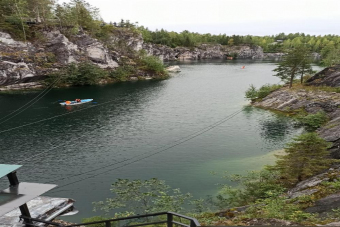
0;60;308;221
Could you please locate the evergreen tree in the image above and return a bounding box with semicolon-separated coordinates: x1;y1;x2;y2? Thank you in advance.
268;133;336;187
322;47;340;67
297;45;313;83
273;45;312;88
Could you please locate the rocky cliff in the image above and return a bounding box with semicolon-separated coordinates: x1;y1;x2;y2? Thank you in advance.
253;86;340;158
0;31;119;87
306;65;340;87
143;43;264;61
253;65;340;159
0;28;286;88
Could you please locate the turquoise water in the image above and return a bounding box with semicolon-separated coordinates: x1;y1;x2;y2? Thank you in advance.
0;60;310;222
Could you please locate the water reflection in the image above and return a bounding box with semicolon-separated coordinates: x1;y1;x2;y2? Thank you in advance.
0;61;304;222
242;105;300;145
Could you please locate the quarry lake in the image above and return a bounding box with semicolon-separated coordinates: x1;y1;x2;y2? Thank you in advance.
0;60;320;222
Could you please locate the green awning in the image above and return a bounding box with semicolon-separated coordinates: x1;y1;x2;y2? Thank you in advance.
0;164;22;179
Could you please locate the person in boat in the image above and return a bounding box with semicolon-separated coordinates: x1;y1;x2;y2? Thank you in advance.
65;101;71;105
75;99;81;103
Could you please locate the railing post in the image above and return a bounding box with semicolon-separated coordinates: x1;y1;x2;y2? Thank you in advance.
167;213;173;227
19;204;33;227
190;220;196;227
7;171;19;186
105;221;111;227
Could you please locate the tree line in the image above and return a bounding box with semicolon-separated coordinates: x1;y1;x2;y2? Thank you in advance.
1;0;340;65
138;27;340;53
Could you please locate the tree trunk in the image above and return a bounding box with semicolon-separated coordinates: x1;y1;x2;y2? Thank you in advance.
14;0;26;43
289;70;295;88
300;69;305;84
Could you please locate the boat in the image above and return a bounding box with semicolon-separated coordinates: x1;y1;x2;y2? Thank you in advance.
60;99;93;106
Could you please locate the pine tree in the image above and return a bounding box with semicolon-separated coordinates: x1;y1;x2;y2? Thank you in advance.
273;45;312;88
268;133;336;187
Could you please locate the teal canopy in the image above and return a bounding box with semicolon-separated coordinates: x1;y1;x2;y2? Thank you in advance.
0;164;22;179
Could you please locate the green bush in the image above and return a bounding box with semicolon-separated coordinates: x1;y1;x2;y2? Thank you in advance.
93;178;192;215
245;84;282;101
243;196;316;223
46;62;108;86
109;65;136;81
267;133;335;187
139;55;167;76
296;111;329;131
214;169;285;208
245;84;258;100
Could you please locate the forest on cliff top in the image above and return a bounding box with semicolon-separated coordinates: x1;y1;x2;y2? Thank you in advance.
1;0;340;55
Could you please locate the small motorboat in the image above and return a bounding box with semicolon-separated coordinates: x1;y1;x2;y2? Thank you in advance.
60;99;93;106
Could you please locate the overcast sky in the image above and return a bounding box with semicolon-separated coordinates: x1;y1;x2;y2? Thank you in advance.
60;0;340;36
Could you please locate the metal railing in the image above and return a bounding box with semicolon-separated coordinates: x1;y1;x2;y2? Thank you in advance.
20;211;200;227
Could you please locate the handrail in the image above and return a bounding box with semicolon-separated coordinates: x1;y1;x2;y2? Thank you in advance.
20;211;200;227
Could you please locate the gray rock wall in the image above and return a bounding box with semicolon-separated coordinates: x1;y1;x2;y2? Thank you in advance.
0;31;118;86
143;43;265;61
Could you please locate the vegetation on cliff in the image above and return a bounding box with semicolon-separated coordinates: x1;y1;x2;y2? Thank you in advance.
273;45;313;88
2;0;340;65
245;84;283;102
45;52;168;86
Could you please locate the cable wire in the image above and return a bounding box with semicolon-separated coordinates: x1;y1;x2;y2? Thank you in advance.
48;109;242;193
0;95;123;134
0;76;62;125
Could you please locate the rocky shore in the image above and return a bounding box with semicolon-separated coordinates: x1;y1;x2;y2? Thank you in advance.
251;65;340;218
253;85;340;159
0;28;310;90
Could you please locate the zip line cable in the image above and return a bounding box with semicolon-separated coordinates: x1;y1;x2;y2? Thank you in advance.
47;109;243;192
43;109;243;183
0;84;154;135
0;76;62;125
18;108;242;167
0;85;52;122
12;95;159;164
0;86;55;126
0;95;129;134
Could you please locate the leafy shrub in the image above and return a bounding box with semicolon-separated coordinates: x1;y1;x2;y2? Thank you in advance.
214;170;285;208
257;84;282;99
109;65;136;81
267;133;335;187
139;55;167;76
296;111;329;131
245;84;258;100
93;178;192;215
229;53;238;58
245;84;282;101
243;196;316;223
46;62;108;86
74;62;108;85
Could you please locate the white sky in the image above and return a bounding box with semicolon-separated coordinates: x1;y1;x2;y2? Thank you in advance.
59;0;340;36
